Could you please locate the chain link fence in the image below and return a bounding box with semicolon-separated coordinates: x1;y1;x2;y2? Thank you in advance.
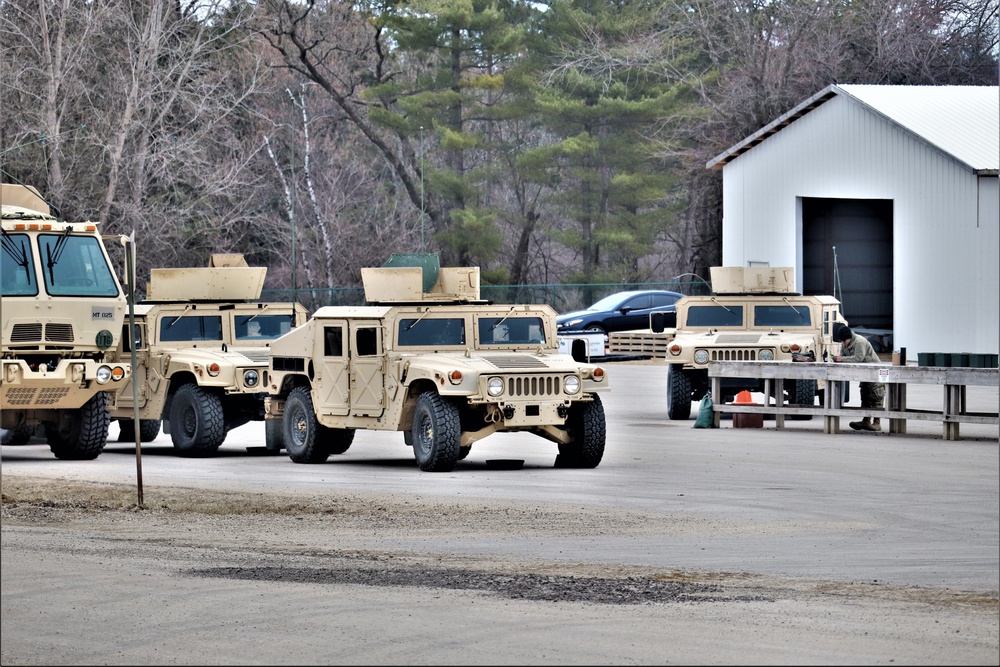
263;280;712;316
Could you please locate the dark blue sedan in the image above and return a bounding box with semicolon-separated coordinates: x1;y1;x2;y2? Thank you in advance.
556;290;683;335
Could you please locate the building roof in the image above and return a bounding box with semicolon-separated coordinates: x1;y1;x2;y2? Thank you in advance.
707;84;1000;173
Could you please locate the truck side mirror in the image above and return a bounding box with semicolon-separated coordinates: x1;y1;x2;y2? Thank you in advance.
650;312;665;333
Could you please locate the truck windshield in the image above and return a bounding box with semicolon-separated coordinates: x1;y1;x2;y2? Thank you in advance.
686;305;744;327
235;314;294;340
160;315;224;342
0;234;38;296
397;317;466;346
754;305;811;327
478;316;546;345
37;234;119;297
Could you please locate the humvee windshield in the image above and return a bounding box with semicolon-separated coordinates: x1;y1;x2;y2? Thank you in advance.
235;314;294;340
398;317;466;346
37;234;119;297
478;316;546;345
160;315;223;342
1;235;37;296
686;305;744;327
753;305;811;327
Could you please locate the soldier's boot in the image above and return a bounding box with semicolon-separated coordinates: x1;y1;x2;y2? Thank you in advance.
865;418;882;431
849;417;871;431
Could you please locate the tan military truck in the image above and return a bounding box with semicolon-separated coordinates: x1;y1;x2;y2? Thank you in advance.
651;267;848;420
109;254;307;456
265;258;609;472
1;183;131;459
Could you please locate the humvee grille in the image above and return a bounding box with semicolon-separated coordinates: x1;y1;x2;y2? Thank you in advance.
482;355;547;369
45;323;74;342
4;387;70;405
506;374;563;397
10;323;42;342
709;349;758;361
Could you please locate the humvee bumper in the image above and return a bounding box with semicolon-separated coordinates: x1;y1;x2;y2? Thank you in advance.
1;358;131;410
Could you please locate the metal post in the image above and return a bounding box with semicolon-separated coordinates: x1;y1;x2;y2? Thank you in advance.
420;126;425;253
290;132;296;295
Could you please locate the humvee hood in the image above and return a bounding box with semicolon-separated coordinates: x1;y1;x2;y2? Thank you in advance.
407;352;587;373
180;347;263;367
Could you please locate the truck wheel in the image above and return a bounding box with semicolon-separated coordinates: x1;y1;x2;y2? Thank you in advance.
46;393;110;460
326;429;355;455
457;446;472;461
789;379;816;421
118;419;161;442
169;384;225;456
1;424;34;447
283;386;333;464
556;395;606;469
666;364;693;420
412;392;461;472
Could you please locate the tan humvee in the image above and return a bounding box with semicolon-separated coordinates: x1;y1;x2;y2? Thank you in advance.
1;184;131;459
265;258;609;472
651;267;848;419
109;254;308;455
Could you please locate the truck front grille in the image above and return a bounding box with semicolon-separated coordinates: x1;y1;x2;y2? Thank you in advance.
3;387;71;405
506;374;563;397
709;349;758;361
9;323;74;343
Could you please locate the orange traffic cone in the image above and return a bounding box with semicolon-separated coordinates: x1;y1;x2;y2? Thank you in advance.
732;390;763;428
734;390;754;404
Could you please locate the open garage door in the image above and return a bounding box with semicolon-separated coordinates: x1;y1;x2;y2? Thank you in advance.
802;198;893;341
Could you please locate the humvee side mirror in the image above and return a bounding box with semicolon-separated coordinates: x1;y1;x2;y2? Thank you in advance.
650;312;666;333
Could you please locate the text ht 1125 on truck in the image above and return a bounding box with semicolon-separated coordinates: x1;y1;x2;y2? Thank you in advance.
265;255;609;472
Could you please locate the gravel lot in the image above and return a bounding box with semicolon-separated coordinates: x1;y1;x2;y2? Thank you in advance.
2;362;998;665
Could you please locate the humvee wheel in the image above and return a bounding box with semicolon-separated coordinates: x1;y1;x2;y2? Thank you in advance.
169;384;225;456
283;386;333;464
556;394;606;469
666;364;693;420
1;424;34;447
118;419;161;442
327;428;355;455
46;393;110;460
457;446;472;461
789;379;816;421
412;392;461;472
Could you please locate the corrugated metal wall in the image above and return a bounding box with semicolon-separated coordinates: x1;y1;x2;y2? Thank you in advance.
720;95;999;356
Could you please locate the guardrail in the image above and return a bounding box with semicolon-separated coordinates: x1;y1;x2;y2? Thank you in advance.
707;361;999;441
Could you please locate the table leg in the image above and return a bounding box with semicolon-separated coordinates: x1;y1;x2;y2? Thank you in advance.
711;376;722;429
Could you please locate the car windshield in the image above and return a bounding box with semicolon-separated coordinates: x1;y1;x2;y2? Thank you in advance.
586;293;635;311
686;305;744;327
754;305;811;327
234;314;294;340
397;317;466;346
160;315;223;342
478;316;546;345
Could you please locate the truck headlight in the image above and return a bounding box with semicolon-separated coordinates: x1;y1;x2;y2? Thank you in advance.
694;350;709;364
244;370;260;388
759;349;774;361
487;377;505;397
96;365;112;384
563;376;580;394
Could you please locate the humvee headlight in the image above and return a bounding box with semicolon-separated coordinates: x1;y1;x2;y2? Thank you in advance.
759;349;774;361
563;376;581;394
95;365;112;384
207;362;221;377
110;366;126;382
487;377;505;396
694;350;709;365
244;370;260;388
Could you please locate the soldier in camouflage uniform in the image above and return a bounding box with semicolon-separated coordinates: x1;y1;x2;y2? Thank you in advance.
833;326;884;431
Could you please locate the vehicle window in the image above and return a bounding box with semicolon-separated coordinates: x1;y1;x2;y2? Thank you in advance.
622;295;651;311
355;327;379;356
479;316;546;345
754;305;811;327
235;314;294;340
397;318;465;346
686;305;744;327
587;293;631;311
37;234;119;297
159;315;223;342
650;293;679;308
324;326;344;356
0;235;37;296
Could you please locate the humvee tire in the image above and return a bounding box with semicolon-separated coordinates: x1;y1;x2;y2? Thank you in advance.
1;424;35;447
789;379;816;421
666;364;693;420
411;391;461;472
283;386;334;464
118;418;161;442
169;383;225;456
45;393;110;461
556;394;606;469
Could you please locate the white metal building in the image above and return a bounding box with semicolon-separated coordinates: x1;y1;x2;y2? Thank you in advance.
708;84;999;357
